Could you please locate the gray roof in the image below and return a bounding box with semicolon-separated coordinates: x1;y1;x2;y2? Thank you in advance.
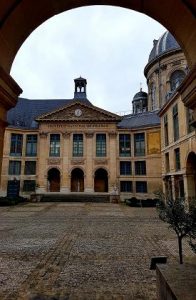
7;97;92;129
118;111;160;129
148;31;181;63
133;90;148;101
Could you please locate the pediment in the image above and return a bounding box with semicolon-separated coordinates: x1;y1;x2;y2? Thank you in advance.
36;101;121;122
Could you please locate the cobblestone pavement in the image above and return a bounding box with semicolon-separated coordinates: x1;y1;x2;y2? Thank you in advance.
0;203;194;300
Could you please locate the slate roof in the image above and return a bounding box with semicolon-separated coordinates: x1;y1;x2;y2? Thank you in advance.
118;111;160;129
148;31;181;63
7;97;92;129
7;98;160;130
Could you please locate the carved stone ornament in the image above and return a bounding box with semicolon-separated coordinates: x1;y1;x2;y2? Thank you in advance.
95;159;108;165
85;131;94;138
62;132;71;138
109;131;117;138
48;158;61;165
39;132;48;138
71;158;85;165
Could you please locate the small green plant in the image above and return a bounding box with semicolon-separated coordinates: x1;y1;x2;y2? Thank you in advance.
156;193;196;264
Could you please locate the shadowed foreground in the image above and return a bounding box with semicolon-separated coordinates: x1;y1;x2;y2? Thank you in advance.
0;203;194;300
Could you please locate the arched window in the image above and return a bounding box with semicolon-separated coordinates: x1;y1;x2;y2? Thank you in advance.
170;70;185;91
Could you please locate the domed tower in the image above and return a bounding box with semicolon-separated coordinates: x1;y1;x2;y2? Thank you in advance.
144;31;187;111
132;88;148;114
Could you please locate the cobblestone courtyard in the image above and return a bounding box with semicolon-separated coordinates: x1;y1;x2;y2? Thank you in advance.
0;203;194;300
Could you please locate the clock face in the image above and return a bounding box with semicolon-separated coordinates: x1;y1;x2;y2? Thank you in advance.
75;109;82;117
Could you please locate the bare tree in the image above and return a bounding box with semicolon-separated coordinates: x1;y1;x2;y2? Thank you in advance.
156;195;196;264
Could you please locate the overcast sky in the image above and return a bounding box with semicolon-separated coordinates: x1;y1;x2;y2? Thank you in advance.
11;6;166;114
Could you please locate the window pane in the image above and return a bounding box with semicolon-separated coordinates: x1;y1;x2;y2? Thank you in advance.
120;161;131;175
23;180;36;192
135;161;146;175
134;133;145;156
73;134;83;157
119;134;131;157
10;134;23;156
136;181;147;193
26;135;37;156
170;70;185;91
174;148;181;171
50;134;60;157
173;104;179;141
120;181;132;192
96;134;106;157
9;161;21;175
24;161;36;175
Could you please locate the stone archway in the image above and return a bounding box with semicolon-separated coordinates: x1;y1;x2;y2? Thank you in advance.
48;168;60;192
94;168;108;192
71;168;84;192
186;151;196;200
0;1;195;179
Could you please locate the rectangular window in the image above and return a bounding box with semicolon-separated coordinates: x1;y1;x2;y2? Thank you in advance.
165;153;170;173
10;134;23;156
120;181;132;192
73;134;83;157
23;180;36;192
173;104;179;141
136;181;147;193
134;133;145;156
164;115;169;146
26;135;37;156
50;134;60;157
135;161;146;175
9;161;21;175
119;134;131;157
120;161;131;175
96;134;106;157
24;161;36;175
174;148;181;171
187;108;194;134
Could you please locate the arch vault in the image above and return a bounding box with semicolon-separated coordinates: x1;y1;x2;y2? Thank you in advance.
0;1;195;178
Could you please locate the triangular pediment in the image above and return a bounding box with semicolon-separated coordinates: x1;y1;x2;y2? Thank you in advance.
36;101;122;122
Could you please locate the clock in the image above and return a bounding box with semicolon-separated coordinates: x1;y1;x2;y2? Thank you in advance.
74;109;82;117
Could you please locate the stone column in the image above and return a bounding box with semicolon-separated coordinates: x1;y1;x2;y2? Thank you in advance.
84;132;94;192
61;132;70;192
37;132;48;193
171;175;176;200
108;132;117;193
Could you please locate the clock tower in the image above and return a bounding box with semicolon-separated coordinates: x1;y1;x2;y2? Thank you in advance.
74;77;87;99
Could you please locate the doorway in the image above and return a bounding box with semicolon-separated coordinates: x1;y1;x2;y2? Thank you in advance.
71;168;84;192
48;168;60;192
94;168;108;192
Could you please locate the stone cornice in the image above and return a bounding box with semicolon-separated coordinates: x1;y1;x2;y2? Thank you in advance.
179;64;196;109
0;66;22;109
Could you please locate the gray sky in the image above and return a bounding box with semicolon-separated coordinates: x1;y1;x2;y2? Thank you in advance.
11;6;166;114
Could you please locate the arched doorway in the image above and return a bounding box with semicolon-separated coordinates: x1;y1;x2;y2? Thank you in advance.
48;168;60;192
94;168;108;192
71;168;84;192
186;152;196;200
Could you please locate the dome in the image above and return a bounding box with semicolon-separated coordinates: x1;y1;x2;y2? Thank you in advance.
148;31;181;63
133;90;147;101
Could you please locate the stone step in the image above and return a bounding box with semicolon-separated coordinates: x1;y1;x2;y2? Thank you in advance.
40;193;110;203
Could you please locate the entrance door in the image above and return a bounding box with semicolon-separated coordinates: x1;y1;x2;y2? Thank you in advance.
94;169;108;192
48;168;60;192
7;180;20;197
71;168;84;192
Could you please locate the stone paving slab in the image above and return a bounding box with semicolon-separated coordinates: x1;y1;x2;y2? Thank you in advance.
0;203;194;300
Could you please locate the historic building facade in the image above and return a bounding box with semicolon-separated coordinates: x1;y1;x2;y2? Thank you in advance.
0;31;195;203
144;31;196;202
0;76;161;201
